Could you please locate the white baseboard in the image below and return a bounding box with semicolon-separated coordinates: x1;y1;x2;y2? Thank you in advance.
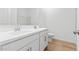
54;37;76;44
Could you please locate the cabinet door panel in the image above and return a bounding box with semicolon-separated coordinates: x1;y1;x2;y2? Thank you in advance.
31;39;39;51
40;30;48;51
40;36;45;51
44;31;48;47
19;39;39;51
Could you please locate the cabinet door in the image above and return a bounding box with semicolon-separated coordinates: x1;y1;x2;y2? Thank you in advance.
30;39;39;51
40;35;45;51
40;30;48;51
19;39;39;51
44;31;48;48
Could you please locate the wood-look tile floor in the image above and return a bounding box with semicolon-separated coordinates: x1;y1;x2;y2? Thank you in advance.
45;39;76;51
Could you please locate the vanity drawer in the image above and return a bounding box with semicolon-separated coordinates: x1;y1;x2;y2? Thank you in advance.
2;34;39;51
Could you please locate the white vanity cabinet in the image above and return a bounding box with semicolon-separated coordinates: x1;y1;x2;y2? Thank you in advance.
39;30;48;51
0;28;48;51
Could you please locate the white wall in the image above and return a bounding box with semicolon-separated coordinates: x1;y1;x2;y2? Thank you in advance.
31;8;76;43
46;8;76;43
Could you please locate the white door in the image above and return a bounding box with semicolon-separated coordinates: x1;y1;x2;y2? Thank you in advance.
76;8;79;50
73;8;79;51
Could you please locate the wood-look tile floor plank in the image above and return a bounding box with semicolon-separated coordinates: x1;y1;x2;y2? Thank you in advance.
45;39;76;51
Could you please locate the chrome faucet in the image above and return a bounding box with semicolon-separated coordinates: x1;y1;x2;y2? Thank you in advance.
34;25;39;29
34;25;37;29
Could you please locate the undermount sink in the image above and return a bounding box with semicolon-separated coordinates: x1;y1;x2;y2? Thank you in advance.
9;31;30;35
9;29;37;35
0;28;41;38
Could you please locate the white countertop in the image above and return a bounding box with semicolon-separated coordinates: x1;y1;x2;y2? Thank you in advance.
0;28;48;45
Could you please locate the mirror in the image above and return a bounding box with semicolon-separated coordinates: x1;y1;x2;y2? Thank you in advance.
0;8;17;32
17;8;31;25
0;8;32;32
0;8;17;25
